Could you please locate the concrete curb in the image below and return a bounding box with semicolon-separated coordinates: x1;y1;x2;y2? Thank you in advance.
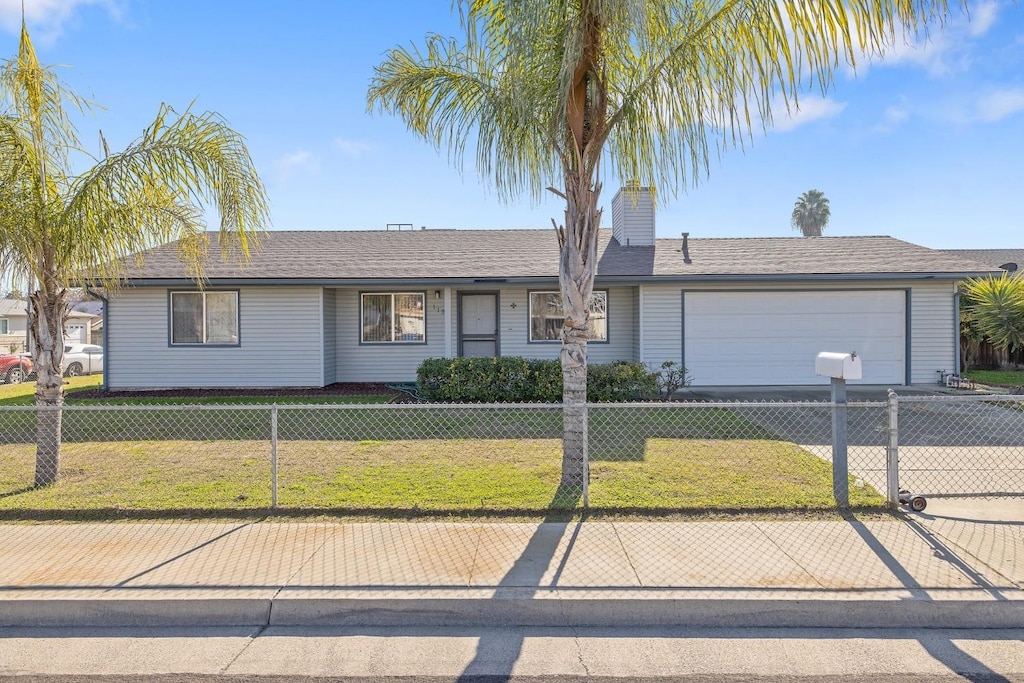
0;598;272;628
4;590;1023;629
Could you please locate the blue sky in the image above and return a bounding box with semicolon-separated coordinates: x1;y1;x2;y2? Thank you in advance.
2;0;1023;249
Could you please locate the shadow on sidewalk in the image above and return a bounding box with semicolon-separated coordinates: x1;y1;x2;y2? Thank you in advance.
458;483;582;682
846;513;1014;683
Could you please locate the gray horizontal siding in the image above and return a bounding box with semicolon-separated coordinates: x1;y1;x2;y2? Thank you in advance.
323;288;337;385
498;286;636;363
333;285;638;382
335;288;445;383
909;281;957;384
638;285;683;370
108;286;324;389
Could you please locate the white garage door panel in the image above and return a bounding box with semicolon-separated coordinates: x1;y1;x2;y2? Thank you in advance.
685;291;905;386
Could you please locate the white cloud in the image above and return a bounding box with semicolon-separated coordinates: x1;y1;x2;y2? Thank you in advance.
0;0;121;43
273;150;316;183
967;1;999;37
870;2;1000;78
873;103;910;132
974;88;1024;122
880;31;956;77
772;96;846;132
333;137;373;158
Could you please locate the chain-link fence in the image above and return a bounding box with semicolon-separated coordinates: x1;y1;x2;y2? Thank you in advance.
893;394;1024;500
0;396;1019;514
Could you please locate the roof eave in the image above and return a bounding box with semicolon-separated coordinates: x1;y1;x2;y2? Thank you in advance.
114;270;998;288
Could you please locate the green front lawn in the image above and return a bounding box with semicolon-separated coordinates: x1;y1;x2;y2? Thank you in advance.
0;437;881;512
0;375;102;405
0;380;884;514
964;369;1024;388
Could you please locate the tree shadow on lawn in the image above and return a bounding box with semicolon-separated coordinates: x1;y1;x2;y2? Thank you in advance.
588;406;777;462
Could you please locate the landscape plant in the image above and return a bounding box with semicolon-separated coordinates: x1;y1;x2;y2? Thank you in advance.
655;361;693;399
416;356;657;403
0;22;270;486
368;0;959;487
962;274;1024;355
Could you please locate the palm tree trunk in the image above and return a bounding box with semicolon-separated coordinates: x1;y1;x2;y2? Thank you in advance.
558;176;601;490
30;289;67;487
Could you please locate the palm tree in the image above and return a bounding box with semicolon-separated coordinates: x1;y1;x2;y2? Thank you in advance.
368;0;955;488
0;22;270;487
791;189;831;237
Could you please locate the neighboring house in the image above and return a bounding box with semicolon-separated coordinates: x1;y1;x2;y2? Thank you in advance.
0;299;97;353
105;188;999;390
72;301;105;349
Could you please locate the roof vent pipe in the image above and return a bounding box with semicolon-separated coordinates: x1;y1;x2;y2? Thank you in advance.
681;232;692;264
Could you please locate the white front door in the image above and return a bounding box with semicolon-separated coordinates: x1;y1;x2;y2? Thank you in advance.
684;290;906;385
460;294;498;358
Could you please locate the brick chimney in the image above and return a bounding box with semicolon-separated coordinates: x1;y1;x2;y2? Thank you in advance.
611;186;655;246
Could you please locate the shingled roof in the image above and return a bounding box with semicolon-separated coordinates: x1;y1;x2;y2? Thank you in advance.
941;249;1024;272
120;230;1000;283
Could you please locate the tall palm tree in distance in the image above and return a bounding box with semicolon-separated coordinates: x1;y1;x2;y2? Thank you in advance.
0;21;270;486
792;189;831;237
369;0;955;489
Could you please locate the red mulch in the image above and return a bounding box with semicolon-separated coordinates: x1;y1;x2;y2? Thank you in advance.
68;382;411;401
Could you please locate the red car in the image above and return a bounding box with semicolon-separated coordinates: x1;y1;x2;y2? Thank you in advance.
0;353;32;385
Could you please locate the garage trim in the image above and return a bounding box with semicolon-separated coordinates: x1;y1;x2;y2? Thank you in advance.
905;288;912;386
680;287;911;386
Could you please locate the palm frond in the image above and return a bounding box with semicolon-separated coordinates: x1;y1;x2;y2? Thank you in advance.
372;0;957;204
59;104;269;287
368;33;559;200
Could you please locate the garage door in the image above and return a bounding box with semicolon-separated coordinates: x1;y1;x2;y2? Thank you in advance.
684;291;906;386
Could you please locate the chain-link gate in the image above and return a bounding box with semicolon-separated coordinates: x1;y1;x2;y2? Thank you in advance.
889;393;1024;505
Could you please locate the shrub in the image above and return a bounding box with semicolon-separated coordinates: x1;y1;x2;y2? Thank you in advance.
656;361;693;399
587;360;660;401
416;357;658;402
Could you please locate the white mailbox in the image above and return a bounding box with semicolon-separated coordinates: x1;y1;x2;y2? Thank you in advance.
815;352;862;380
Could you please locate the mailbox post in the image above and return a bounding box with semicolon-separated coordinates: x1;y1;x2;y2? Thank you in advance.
815;352;862;510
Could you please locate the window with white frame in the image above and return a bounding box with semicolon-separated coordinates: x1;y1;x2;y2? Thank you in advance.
170;291;239;345
0;319;7;335
529;291;607;342
361;292;425;343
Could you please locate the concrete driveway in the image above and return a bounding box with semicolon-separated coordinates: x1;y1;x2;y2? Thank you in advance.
678;384;944;403
677;386;1024;501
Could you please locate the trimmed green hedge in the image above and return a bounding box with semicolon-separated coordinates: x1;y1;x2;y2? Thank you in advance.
416;357;658;403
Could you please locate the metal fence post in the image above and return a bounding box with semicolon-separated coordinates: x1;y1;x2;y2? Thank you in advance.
886;389;900;510
270;405;279;510
582;404;590;509
831;378;849;509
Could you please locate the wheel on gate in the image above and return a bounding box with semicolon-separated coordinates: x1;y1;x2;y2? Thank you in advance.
909;495;927;512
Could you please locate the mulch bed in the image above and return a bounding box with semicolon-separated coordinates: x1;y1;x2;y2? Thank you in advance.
68;382;413;402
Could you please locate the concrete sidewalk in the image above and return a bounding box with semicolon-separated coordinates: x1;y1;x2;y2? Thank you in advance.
1;499;1021;629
